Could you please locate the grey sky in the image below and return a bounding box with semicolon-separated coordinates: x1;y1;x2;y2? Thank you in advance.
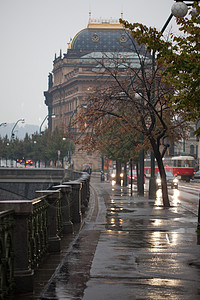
0;0;179;127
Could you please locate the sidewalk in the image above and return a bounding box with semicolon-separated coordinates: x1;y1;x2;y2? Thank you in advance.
40;177;200;300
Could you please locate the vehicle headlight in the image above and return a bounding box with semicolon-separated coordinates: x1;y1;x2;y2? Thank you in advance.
120;173;124;178
156;178;161;184
111;173;115;178
173;178;178;183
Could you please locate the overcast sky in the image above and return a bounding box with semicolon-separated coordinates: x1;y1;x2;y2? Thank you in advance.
0;0;180;127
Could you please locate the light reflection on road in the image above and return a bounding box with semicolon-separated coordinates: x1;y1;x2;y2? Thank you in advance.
110;177;200;214
155;189;162;206
169;189;180;206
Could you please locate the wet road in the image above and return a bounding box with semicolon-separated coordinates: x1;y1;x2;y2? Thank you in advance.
169;181;200;215
40;178;200;300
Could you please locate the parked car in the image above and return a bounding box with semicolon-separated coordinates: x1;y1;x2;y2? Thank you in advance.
194;170;200;179
127;170;137;184
110;169;123;181
156;171;178;189
127;170;145;184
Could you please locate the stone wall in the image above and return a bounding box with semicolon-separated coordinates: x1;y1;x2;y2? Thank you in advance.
0;168;65;200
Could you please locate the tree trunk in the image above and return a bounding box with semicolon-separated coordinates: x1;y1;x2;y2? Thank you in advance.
155;152;170;207
151;140;170;207
123;163;127;187
116;160;121;185
138;151;144;196
136;163;139;192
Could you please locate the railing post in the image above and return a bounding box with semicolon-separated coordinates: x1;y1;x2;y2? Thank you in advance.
0;210;15;298
35;190;61;252
51;184;73;234
0;201;34;293
63;181;82;223
82;173;90;201
78;178;87;214
77;174;90;214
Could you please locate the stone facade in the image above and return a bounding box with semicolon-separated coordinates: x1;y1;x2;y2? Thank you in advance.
44;14;200;171
173;123;199;169
44;15;139;171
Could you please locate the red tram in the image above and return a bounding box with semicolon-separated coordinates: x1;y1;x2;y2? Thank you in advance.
144;155;195;182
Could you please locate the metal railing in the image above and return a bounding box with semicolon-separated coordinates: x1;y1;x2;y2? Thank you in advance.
0;171;91;297
28;198;48;268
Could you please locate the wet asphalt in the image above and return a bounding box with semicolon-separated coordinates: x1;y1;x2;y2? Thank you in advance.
37;175;200;300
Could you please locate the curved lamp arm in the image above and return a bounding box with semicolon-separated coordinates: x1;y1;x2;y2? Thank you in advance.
11;118;25;140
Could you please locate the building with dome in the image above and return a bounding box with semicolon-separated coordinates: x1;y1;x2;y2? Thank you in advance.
44;13;140;171
44;13;199;171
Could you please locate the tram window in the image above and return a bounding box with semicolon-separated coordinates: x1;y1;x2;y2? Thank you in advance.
185;160;189;167
173;160;181;167
183;160;193;167
177;160;182;167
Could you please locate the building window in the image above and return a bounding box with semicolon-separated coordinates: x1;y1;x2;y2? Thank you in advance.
190;145;194;155
190;128;194;137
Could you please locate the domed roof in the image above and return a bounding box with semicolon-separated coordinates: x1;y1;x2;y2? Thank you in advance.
69;18;137;53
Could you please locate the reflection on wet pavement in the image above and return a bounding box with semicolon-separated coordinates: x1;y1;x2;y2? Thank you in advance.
39;181;200;300
83;183;200;300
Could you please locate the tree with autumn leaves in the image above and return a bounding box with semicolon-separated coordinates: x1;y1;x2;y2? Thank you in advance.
75;7;199;207
121;4;200;124
75;57;185;207
161;6;200;127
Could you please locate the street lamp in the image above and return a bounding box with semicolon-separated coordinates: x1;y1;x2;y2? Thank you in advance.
39;114;56;135
171;1;188;17
149;0;199;198
171;0;199;17
10;118;25;167
11;118;25;140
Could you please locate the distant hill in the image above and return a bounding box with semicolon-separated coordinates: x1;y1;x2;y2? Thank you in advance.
0;123;39;140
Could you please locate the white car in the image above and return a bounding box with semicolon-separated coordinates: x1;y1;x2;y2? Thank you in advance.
156;171;178;189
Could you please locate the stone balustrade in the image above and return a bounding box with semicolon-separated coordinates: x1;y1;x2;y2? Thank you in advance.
0;171;90;297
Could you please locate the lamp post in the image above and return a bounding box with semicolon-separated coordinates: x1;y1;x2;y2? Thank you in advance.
149;0;199;199
39;114;56;135
11;118;25;140
0;123;7;166
10;118;25;167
